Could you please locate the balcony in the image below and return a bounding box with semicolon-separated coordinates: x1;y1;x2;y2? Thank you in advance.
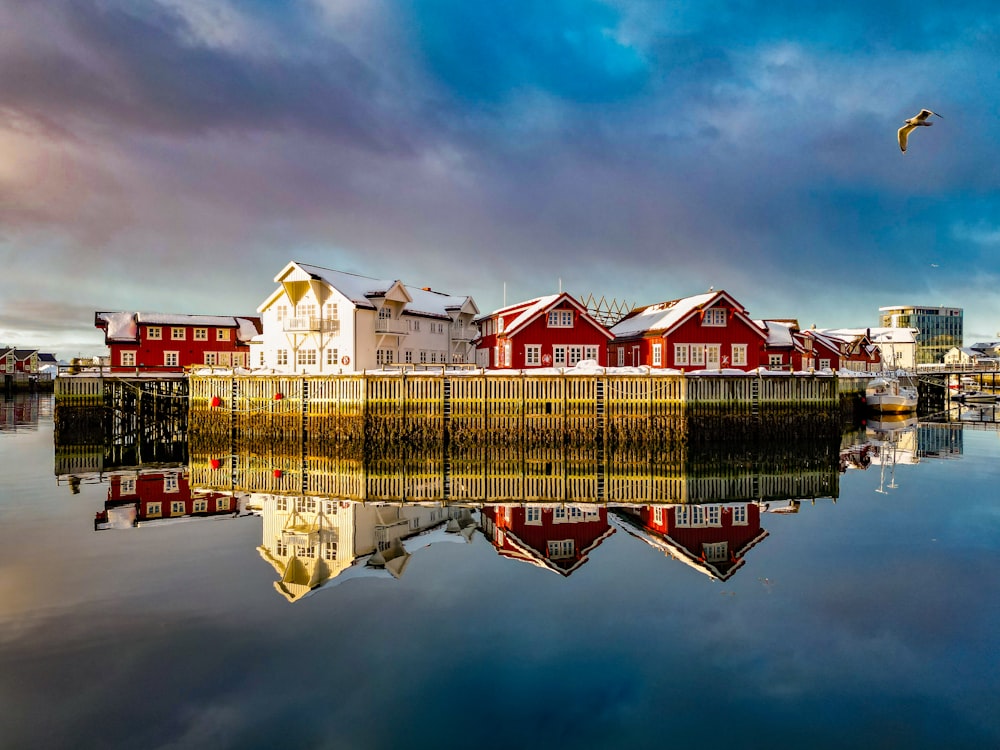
283;317;339;334
375;318;408;335
450;325;476;342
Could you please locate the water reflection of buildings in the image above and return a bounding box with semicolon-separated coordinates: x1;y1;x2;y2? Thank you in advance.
479;505;614;576
612;502;769;581
252;495;476;602
1;394;51;431
94;468;246;529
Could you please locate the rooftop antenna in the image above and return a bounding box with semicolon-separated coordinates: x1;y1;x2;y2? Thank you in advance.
559;278;562;294
503;282;506;307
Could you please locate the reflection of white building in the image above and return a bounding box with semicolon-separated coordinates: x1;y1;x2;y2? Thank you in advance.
255;261;479;373
254;495;475;602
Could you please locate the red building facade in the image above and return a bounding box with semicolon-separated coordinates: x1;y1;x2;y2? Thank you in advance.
474;293;614;369
95;470;238;529
609;290;769;371
479;504;615;576
96;311;261;373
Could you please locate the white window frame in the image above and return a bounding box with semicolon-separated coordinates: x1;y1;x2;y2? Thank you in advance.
617;347;625;367
706;344;721;369
674;344;688;366
164;351;179;367
584;345;599;362
164;474;179;493
146;502;162;517
769;354;783;367
276;349;288;366
217;497;231;511
194;328;208;341
525;345;541;366
675;506;690;526
568;346;583;366
703;308;727;326
525;507;542;524
653;507;663;525
706;505;721;526
732;344;747;367
216;329;230;341
732;505;748;525
690;346;705;366
170;500;185;515
121;351;136;367
204;352;217;366
326;348;340;366
652;343;662;367
146;326;162;340
553;346;567;367
703;542;728;562
547;310;574;328
547;539;575;558
819;358;831;370
193;499;208;513
297;348;317;366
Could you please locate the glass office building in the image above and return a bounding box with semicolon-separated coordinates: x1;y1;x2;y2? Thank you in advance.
879;305;963;364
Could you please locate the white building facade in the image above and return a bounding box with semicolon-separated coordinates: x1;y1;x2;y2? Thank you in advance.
255;261;479;373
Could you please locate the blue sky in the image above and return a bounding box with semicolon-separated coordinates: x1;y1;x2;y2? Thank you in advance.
1;0;998;359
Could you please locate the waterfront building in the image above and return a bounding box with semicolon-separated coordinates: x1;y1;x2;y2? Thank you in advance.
759;319;806;370
478;504;615;576
805;329;883;372
256;261;479;373
95;469;239;529
943;343;1000;367
473;292;614;369
820;327;917;370
878;305;962;364
609;290;768;371
95;312;261;373
611;503;769;582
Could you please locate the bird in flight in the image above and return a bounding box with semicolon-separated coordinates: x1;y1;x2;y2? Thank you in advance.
898;109;943;152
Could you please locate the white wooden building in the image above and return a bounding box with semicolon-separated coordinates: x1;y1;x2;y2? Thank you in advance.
255;261;480;373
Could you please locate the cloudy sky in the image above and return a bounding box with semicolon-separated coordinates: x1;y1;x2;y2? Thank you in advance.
1;0;998;359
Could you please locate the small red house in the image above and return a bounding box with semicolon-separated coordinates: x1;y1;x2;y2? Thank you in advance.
474;293;614;369
759;319;806;370
798;329;881;372
609;290;768;371
612;502;769;581
479;504;615;576
95;469;238;529
96;311;262;373
1;348;40;374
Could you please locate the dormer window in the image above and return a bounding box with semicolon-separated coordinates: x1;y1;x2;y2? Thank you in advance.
703;308;726;326
547;310;573;328
379;307;392;321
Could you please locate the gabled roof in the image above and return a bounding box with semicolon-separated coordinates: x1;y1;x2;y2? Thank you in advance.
611;290;767;340
757;320;803;350
260;261;477;319
477;292;614;340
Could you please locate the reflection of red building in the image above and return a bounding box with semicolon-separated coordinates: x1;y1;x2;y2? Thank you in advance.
95;469;239;529
612;503;768;581
479;505;615;576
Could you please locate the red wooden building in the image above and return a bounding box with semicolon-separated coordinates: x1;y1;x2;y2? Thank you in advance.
612;503;769;581
474;293;614;369
759;319;806;370
96;311;262;373
95;469;238;529
479;504;615;576
798;329;881;372
609;290;768;371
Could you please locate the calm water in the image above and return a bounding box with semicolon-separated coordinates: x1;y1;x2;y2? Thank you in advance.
2;394;999;749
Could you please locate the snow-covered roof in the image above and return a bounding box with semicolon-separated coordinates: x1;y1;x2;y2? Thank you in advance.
820;327;917;345
611;293;716;337
757;320;798;348
288;262;475;318
477;292;611;339
96;312;261;343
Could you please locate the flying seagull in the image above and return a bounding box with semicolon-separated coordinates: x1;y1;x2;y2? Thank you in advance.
898;109;943;152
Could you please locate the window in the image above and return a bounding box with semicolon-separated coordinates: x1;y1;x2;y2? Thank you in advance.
171;327;185;340
703;308;727;326
652;343;662;366
617;347;625;367
404;350;413;364
568;346;583;366
276;304;288;321
553;346;567;366
523;345;539;366
276;349;288;366
412;319;420;332
379;307;392;321
297;348;317;366
706;344;721;369
653;507;664;525
429;351;437;364
674;344;689;366
217;497;231;511
585;346;599;361
146;502;161;517
147;326;162;340
120;477;136;495
420;350;427;364
703;542;728;562
204;352;217;366
691;505;706;525
547;310;574;327
170;500;186;515
323;542;338;560
275;538;288;556
706;505;721;526
164;351;179;367
690;346;705;366
216;329;230;341
732;505;747;525
553;508;567;522
193;499;208;513
819;358;831;370
547;539;575;558
194;328;208;340
675;506;690;526
769;354;783;367
121;351;136;367
326;348;340;366
525;507;542;524
732;344;747;367
377;349;395;365
217;352;231;367
324;303;338;319
164;474;179;493
276;498;288;511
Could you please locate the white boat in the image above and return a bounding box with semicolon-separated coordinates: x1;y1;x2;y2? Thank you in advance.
953;389;996;404
865;378;918;413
